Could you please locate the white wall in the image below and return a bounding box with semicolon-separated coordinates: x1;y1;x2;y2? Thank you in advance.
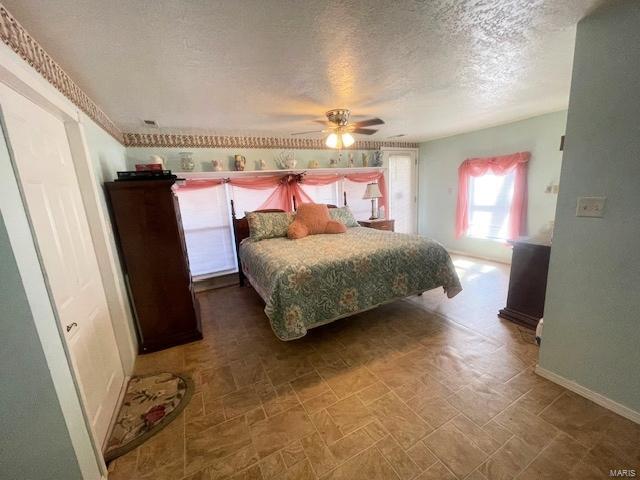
418;111;566;263
538;0;640;417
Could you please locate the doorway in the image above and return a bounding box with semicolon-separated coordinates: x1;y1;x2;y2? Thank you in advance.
0;82;125;445
387;150;418;234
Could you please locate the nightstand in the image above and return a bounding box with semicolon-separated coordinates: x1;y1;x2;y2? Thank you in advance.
358;219;395;232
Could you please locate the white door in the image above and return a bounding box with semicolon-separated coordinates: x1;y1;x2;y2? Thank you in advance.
388;152;417;234
0;83;124;445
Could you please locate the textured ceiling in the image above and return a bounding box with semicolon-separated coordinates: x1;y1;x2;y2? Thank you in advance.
4;0;605;141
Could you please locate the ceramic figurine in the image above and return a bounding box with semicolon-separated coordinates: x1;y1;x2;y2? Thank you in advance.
149;154;165;166
179;152;194;171
329;158;338;168
348;153;354;168
258;159;267;170
362;152;369;167
276;151;297;169
234;154;246;171
308;160;319;169
212;159;223;171
372;150;383;167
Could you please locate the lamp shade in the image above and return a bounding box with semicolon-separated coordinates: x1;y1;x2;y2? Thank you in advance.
362;182;382;199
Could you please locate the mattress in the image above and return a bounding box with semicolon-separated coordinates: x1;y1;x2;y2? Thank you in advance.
239;227;462;340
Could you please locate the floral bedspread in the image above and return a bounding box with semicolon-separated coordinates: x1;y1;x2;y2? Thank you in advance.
239;227;462;341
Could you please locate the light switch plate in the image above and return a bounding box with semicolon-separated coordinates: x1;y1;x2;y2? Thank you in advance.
576;196;606;217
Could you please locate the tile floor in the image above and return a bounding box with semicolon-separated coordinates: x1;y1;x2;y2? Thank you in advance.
108;256;639;479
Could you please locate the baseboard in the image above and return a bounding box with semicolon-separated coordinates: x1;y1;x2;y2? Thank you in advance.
535;365;640;425
446;249;511;265
193;272;238;292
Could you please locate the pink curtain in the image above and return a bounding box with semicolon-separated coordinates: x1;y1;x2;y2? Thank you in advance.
455;151;530;240
179;170;388;213
229;176;282;189
258;176;313;212
228;175;307;212
344;172;388;214
301;171;388;213
177;178;226;191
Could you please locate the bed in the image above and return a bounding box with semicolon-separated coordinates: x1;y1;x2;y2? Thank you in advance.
231;201;462;341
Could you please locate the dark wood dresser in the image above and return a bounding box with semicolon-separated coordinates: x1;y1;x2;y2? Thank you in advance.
105;179;202;353
499;237;551;329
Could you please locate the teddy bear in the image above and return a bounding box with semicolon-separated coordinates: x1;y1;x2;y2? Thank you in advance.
287;203;346;239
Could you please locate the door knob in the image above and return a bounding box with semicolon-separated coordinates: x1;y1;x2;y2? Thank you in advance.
66;322;78;332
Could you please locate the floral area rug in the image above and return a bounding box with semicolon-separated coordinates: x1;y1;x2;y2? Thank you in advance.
103;372;193;463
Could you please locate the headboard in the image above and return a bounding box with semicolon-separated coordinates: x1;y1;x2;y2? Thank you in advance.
292;192;347;211
230;201;283;286
230;193;348;286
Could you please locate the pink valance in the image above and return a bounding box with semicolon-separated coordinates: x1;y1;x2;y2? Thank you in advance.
176;178;226;191
301;171;388;214
177;170;387;214
455;151;530;240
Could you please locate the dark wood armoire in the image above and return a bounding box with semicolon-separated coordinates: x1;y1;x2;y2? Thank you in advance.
499;237;551;329
105;179;202;353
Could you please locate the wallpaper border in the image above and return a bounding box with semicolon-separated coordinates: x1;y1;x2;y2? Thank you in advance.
122;132;419;150
0;4;124;142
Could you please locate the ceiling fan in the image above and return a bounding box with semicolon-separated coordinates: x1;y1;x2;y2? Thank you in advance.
291;109;384;148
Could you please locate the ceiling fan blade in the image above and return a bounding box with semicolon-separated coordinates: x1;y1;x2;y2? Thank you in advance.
351;128;378;135
351;118;385;128
313;120;335;127
291;130;323;135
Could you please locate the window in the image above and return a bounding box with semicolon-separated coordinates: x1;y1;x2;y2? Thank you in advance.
229;185;277;217
176;175;388;278
467;171;515;241
175;186;236;277
300;183;339;206
341;179;371;220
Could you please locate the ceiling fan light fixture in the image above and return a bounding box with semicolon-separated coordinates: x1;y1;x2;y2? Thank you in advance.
326;132;340;149
342;133;355;147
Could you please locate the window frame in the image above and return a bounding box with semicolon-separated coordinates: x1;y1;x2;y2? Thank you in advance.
465;170;516;242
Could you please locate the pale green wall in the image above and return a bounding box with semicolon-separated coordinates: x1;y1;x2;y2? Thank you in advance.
81;113;137;372
83;115;128;188
539;0;640;413
0;213;83;480
125;147;381;173
418;111;567;263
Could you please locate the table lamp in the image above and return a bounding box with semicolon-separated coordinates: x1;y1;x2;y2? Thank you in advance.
363;182;382;220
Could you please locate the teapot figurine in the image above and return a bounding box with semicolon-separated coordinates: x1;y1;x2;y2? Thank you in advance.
276;151;297;169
